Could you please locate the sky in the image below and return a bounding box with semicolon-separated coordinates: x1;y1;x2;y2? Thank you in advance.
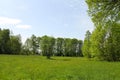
0;0;94;43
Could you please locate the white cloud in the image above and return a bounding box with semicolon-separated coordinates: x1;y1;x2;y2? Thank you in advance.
0;17;21;25
0;16;32;29
16;25;31;29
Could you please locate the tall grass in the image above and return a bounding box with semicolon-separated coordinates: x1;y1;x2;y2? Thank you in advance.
0;55;120;80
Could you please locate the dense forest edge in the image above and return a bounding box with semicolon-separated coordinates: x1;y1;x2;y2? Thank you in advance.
0;28;83;58
0;0;120;61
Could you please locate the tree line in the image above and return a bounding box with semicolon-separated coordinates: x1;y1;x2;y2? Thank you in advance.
23;35;83;58
0;29;83;58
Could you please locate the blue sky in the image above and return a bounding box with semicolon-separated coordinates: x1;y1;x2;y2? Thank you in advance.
0;0;94;42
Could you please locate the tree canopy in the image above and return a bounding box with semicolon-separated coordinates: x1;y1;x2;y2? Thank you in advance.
86;0;120;26
86;0;120;61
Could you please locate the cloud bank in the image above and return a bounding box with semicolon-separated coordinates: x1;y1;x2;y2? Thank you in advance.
0;16;31;29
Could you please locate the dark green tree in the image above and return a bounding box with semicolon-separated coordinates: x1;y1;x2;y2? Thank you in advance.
70;39;78;56
77;40;83;57
0;29;10;54
55;38;64;56
10;35;22;54
40;35;55;59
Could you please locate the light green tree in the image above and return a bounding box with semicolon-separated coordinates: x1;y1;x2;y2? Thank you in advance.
10;35;22;54
63;38;72;56
70;39;78;56
23;35;39;55
82;30;91;58
86;0;120;61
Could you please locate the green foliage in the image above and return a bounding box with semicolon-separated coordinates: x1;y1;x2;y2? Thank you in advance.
0;29;22;54
86;0;120;26
85;23;120;61
70;39;79;56
63;38;83;57
90;25;106;58
64;38;72;56
22;38;32;55
30;35;39;54
86;0;120;61
23;35;39;55
0;29;10;54
10;35;22;54
103;23;120;61
0;55;120;80
23;35;83;57
77;40;83;57
0;28;83;57
40;35;55;59
55;38;64;56
82;30;91;58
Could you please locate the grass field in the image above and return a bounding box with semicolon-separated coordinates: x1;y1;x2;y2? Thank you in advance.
0;55;120;80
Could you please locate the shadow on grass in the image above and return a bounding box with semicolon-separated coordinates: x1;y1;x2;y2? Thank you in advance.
48;57;71;61
48;58;56;60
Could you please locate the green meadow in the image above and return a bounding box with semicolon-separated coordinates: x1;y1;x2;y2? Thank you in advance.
0;55;120;80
